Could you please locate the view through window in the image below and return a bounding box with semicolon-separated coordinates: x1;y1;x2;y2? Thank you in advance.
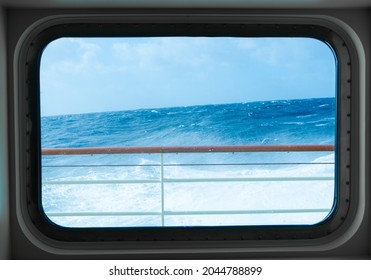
40;37;336;228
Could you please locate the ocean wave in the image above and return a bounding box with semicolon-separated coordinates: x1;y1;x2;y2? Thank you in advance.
42;151;335;227
41;98;336;227
42;98;335;148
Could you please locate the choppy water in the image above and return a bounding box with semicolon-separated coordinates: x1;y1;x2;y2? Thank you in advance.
41;98;336;228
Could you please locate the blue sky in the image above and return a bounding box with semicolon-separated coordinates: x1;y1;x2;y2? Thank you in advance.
40;37;336;116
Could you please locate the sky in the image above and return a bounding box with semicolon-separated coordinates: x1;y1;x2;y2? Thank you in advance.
40;37;336;116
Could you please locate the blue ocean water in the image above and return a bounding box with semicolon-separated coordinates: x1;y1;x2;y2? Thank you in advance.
42;98;335;148
41;98;336;228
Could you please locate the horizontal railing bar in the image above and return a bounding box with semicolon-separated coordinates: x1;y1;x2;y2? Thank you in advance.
42;176;334;185
164;209;331;215
42;144;335;155
42;162;335;168
164;162;335;167
46;211;162;217
45;208;331;217
164;177;334;183
42;179;160;185
43;164;162;168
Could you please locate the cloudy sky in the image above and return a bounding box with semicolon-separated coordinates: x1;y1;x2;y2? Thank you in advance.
40;36;336;116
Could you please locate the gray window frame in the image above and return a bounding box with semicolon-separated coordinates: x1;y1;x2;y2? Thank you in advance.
14;14;360;252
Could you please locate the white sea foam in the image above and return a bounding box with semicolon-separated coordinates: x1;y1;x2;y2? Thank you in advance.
43;153;335;228
41;99;336;227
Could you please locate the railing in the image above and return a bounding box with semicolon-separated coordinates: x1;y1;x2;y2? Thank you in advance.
42;144;334;155
42;145;335;226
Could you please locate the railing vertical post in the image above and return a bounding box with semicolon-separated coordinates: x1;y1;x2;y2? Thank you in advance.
160;153;165;226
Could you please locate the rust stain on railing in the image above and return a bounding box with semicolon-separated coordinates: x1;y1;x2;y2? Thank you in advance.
41;145;335;155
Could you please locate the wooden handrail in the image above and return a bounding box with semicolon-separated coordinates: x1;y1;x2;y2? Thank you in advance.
41;145;335;155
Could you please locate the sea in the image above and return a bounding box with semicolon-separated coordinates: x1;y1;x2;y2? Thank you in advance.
41;98;336;228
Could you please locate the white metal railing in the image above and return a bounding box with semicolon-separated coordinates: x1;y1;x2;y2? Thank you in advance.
42;145;335;226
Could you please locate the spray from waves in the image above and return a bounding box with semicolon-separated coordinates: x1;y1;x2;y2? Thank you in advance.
41;97;336;148
41;98;336;227
42;153;335;227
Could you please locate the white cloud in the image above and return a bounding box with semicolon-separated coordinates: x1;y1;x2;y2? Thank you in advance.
112;37;216;72
236;38;318;66
45;38;104;75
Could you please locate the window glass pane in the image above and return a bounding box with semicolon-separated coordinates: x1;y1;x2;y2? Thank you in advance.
40;37;336;228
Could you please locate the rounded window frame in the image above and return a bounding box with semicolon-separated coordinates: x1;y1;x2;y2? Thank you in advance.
14;14;362;253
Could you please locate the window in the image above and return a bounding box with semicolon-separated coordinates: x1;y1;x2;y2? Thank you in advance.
19;20;352;242
40;36;336;229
